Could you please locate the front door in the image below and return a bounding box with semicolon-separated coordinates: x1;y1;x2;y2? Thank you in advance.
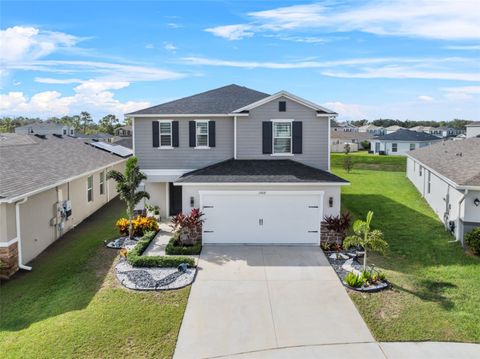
375;142;380;153
169;183;182;216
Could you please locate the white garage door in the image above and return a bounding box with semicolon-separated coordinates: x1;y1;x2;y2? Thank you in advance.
200;191;323;244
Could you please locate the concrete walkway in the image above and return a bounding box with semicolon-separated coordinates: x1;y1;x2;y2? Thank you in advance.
143;221;173;256
174;245;374;359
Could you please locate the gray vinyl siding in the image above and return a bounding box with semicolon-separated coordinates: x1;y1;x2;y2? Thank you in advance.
236;96;329;170
134;117;233;169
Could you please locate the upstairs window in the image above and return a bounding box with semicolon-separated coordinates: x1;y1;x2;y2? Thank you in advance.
273;121;292;154
427;171;431;193
87;175;93;202
392;143;398;152
410;143;416;151
279;101;287;112
99;171;105;195
196;121;209;147
159;121;172;147
70;128;74;135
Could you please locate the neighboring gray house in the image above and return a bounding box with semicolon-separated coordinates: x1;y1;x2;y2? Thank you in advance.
358;124;385;136
0;134;131;279
466;121;480;138
407;138;480;244
331;122;358;132
115;125;132;137
371;129;442;155
127;84;348;245
330;130;373;152
15;122;75;136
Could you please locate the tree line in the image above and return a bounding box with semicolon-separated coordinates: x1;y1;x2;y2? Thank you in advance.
341;118;471;130
0;112;131;134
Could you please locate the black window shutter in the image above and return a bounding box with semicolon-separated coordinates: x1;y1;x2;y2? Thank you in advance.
189;121;196;147
152;121;159;147
292;121;303;154
208;121;216;147
262;121;272;154
172;121;179;147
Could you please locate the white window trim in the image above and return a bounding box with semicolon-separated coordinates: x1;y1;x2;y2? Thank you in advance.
87;175;93;202
99;171;105;195
271;119;293;156
195;119;210;149
158;120;174;149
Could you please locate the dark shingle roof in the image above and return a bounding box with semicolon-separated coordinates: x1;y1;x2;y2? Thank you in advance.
176;159;348;184
408;137;480;187
127;84;270;115
378;129;441;141
0;134;127;200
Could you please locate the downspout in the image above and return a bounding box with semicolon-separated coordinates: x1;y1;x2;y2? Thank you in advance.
234;115;237;159
449;189;468;243
15;197;32;271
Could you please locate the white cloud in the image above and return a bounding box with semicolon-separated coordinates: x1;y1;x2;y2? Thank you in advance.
205;24;254;40
441;86;480;101
182;56;479;81
324;101;366;120
145;43;154;49
163;42;177;52
0;80;150;119
167;22;182;29
0;26;79;63
207;1;480;41
34;77;83;84
445;45;480;51
418;95;434;102
9;60;185;82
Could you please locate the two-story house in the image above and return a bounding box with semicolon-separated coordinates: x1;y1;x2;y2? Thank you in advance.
127;84;348;245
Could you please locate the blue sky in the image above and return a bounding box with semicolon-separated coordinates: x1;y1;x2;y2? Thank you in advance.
1;0;479;121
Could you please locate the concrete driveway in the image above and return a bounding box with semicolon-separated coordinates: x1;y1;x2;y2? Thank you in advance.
174;245;377;359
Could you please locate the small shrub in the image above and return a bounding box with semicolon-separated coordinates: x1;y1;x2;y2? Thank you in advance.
323;211;351;235
165;234;202;255
320;241;332;251
126;231;196;268
360;140;371;150
344;272;366;288
465;228;480;255
343;154;353;173
116;216;159;236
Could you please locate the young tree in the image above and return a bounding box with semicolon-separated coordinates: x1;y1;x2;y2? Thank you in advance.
80;111;93;134
107;156;150;239
343;211;388;272
99;114;119;134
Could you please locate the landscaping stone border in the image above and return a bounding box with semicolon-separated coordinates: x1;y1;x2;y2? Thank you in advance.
325;251;389;292
105;237;138;250
116;259;196;291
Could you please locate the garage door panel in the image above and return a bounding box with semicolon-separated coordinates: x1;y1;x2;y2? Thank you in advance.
201;192;322;244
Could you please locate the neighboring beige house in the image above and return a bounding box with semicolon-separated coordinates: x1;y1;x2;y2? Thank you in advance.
15;122;75;136
330;130;373;152
466;121;480;138
115;125;132;137
358;124;385;136
407;138;480;243
0;133;131;279
384;125;404;134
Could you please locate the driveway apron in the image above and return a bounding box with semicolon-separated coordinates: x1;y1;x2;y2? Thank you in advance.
174;245;376;359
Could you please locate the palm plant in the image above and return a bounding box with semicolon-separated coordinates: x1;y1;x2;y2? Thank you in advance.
343;211;388;271
107;156;150;239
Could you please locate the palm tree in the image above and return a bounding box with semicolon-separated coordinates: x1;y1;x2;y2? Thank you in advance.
343;211;388;272
107;156;150;239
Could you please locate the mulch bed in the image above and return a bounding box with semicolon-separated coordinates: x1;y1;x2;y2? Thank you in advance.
325;251;389;292
116;259;196;291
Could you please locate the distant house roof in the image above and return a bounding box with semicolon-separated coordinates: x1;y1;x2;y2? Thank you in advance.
377;129;441;141
385;125;404;131
127;84;270;115
466;121;480;127
114;138;132;149
15;122;69;131
359;124;381;130
330;131;373;140
408;137;480;188
76;133;114;140
0;134;129;202
175;159;349;184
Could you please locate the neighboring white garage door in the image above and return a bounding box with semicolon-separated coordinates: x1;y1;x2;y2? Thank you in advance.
200;191;323;244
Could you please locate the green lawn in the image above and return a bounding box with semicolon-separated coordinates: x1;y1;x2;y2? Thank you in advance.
0;199;189;358
331;151;406;172
332;154;480;342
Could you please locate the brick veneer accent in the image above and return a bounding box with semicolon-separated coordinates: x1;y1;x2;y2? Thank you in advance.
320;222;344;247
0;241;19;279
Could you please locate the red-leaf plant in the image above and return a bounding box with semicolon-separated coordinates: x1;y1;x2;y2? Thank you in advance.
171;208;205;232
323;211;351;236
